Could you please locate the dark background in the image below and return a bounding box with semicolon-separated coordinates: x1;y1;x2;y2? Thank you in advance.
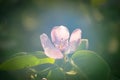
0;0;120;80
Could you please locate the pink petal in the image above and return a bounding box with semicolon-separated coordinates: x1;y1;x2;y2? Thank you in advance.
40;33;63;59
69;29;82;52
51;25;70;43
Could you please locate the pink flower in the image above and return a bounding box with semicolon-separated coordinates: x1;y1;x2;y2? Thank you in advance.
40;25;81;59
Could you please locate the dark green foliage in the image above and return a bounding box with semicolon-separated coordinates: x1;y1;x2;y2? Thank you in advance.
72;50;111;80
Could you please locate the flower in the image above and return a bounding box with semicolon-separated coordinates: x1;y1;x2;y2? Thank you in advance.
40;25;81;59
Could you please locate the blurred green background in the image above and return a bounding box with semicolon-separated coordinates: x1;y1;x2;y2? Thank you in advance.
0;0;120;80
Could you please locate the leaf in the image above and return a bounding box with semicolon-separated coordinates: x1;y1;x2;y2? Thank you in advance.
30;51;48;58
91;0;106;6
47;68;65;80
72;50;111;80
0;52;55;71
66;70;77;75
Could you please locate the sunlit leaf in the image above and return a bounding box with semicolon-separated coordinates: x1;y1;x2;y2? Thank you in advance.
30;51;48;58
72;50;111;80
66;70;77;75
91;0;107;6
0;52;55;70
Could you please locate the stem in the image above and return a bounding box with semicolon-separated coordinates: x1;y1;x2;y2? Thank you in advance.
64;53;69;63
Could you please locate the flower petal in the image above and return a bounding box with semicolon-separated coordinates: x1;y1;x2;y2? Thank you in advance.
69;29;82;52
40;33;63;59
51;25;70;43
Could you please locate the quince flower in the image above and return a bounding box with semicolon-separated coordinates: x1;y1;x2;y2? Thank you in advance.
40;26;81;59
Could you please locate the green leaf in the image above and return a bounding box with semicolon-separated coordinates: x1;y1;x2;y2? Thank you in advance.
72;50;110;80
0;52;55;71
47;68;65;80
91;0;107;6
30;51;48;58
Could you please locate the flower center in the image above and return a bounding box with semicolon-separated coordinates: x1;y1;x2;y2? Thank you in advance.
58;43;64;50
